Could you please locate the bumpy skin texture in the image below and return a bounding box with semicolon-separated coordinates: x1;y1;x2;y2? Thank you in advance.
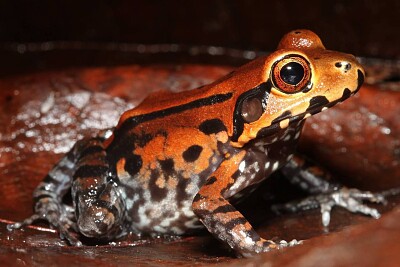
10;30;374;257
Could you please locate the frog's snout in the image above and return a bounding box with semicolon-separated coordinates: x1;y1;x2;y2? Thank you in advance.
332;55;365;92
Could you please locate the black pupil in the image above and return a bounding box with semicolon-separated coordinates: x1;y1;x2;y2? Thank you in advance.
280;62;304;85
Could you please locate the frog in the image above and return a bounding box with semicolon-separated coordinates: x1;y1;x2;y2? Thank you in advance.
9;29;386;257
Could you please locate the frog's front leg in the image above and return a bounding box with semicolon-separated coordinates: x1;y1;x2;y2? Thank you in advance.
277;154;386;226
9;136;125;244
192;152;295;257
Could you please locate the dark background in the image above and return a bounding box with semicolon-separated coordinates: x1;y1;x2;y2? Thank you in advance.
0;0;399;59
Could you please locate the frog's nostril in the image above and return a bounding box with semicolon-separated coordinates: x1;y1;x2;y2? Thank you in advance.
335;61;351;72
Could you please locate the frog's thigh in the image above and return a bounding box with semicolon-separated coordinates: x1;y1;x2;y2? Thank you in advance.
72;137;124;240
192;151;274;257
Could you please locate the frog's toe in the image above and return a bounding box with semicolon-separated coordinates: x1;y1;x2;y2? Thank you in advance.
319;194;382;226
261;239;302;252
272;187;387;227
319;187;384;226
276;239;303;248
7;214;42;231
7;203;82;246
57;222;82;246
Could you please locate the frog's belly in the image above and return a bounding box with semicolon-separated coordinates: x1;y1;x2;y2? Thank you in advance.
118;176;205;235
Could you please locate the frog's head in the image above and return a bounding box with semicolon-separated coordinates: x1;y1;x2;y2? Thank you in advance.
231;29;364;146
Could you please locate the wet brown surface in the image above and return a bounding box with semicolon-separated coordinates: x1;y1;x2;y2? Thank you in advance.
300;84;400;190
0;52;399;266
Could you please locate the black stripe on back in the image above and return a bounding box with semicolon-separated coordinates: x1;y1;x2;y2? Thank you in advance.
114;93;233;138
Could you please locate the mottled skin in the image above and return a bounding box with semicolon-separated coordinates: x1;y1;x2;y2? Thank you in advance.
9;30;385;257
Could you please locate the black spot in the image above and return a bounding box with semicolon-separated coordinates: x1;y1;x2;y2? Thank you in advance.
136;132;154;147
335;62;342;68
357;69;364;91
271;110;292;125
199;119;227;135
224;217;249;230
307;96;329;111
33;193;54;202
160;158;174;175
74;193;80;218
78;145;104;160
106;133;137;166
43;173;60;184
341;88;351;100
205;176;217;185
124;154;143;176
182;145;203;162
245;229;262;242
232;170;241;180
255;110;293;137
294;31;301;34
193;193;206;205
125;186;145;223
149;169;167;202
256;124;281;138
213;203;236;214
74;165;108;179
176;175;190;204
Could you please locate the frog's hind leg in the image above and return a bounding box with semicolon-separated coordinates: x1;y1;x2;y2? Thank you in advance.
276;153;386;227
8;138;91;245
9;135;125;245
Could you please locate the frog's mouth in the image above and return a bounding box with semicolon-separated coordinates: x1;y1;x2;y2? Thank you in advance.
257;69;364;138
257;94;349;138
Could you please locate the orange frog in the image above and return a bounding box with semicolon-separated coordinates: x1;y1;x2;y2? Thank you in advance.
9;30;385;257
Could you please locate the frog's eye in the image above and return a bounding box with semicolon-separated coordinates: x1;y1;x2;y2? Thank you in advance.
272;56;311;93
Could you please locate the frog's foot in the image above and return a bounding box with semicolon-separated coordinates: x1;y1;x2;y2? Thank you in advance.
270;239;303;249
7;202;82;246
273;187;386;227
